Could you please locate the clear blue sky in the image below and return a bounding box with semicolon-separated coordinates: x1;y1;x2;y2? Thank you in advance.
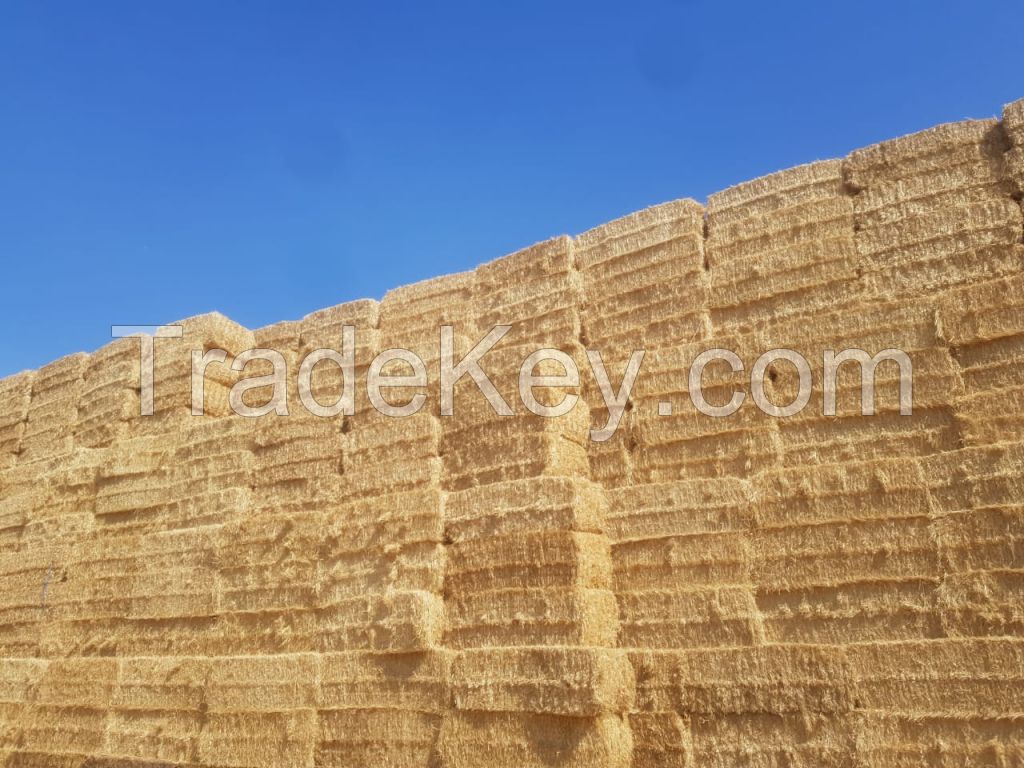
2;1;1022;376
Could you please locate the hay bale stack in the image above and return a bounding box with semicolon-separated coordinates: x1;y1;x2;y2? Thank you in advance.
575;202;707;490
20;353;88;463
706;160;861;336
0;371;34;469
1004;97;1024;193
844;119;1021;301
74;338;139;449
432;238;635;766
0;99;1023;766
145;312;256;430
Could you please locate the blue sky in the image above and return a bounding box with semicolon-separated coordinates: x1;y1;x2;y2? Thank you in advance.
2;1;1023;376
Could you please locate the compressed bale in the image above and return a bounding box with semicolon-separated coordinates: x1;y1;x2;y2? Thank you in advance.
92;435;175;529
436;711;634;768
629;712;691;768
756;457;928;527
445;477;607;542
0;541;73;655
316;708;441;768
855;712;1024;767
755;578;941;644
105;708;203;763
0;659;46;747
921;443;1024;515
777;408;960;468
218;511;321;613
319;493;444;602
451;647;634;716
956;386;1024;445
843;119;1003;188
209;608;319;656
846;119;1021;300
707;195;853;267
473;236;581;346
318;650;450;712
19;353;88;462
617;586;760;649
206;653;317;711
765;293;940;352
956;334;1024;393
706;161;863;332
633;426;781;482
846;638;1024;715
0;371;36;467
17;705;108;756
630;646;854;714
319;541;445;601
318;590;445;653
750;515;940;588
197;709;316;768
445;587;618;648
613;529;749;591
380;271;473;339
20;457;99;543
577;199;707;351
446;530;612;594
938;272;1024;349
931;507;1024;574
937;569;1024;638
112;656;209;711
608;478;753;543
854;158;1007;228
125;527;219;620
340;414;441;500
1005;97;1024;191
690;712;859;768
442;408;591;492
300;300;381;414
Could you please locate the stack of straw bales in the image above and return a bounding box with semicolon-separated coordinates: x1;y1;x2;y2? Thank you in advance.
0;97;1022;766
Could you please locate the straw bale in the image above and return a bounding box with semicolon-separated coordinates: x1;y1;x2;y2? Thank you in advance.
617;586;759;649
937;569;1024;638
445;587;618;648
445;477;606;542
112;656;209;711
709;161;843;220
755;457;928;527
317;590;444;653
612;530;750;591
197;709;316;768
756;577;940;644
844;119;1002;188
17;705;108;755
316;708;441;767
576;199;703;275
777;409;959;468
632;426;780;482
452;647;635;716
446;531;612;594
690;712;858;768
855;712;1024;766
206;653;317;711
318;650;450;712
628;712;691;768
750;514;939;588
436;711;633;768
846;638;1024;715
630;645;854;714
854;160;1005;227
